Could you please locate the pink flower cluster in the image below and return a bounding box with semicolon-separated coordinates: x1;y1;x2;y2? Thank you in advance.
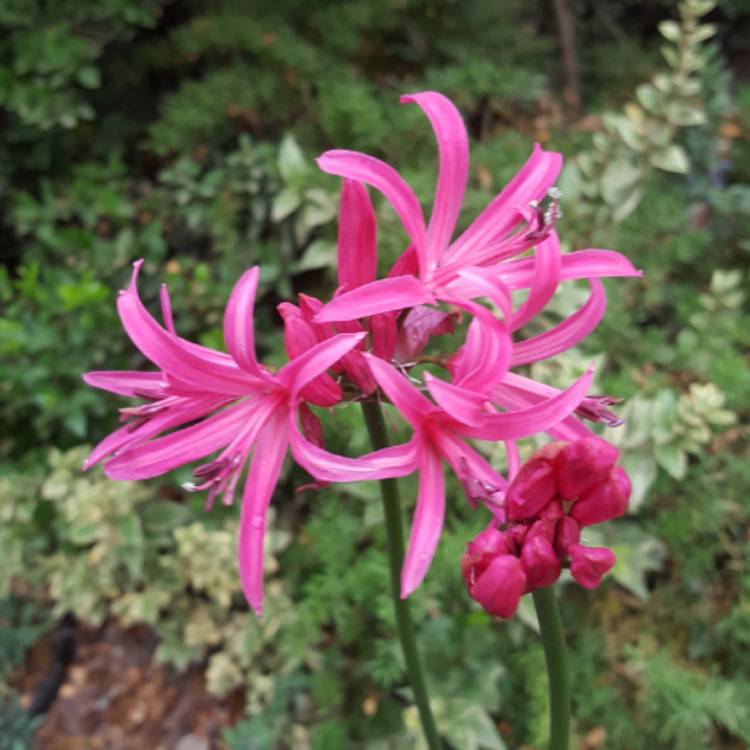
83;92;641;616
461;437;631;619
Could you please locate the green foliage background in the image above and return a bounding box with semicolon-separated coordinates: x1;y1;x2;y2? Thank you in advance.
1;0;749;748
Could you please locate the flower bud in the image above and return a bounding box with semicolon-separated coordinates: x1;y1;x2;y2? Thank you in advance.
466;554;527;619
505;444;564;521
570;466;631;527
555;437;619;500
554;516;580;557
569;544;616;589
521;536;561;591
460;528;510;586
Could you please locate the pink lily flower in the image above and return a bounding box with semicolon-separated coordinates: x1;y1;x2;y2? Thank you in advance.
83;262;407;615
315;352;596;599
313;92;640;335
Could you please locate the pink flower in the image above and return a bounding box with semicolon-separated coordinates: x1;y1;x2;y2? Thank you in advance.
461;437;631;618
313;92;640;348
83;262;408;615
308;349;596;599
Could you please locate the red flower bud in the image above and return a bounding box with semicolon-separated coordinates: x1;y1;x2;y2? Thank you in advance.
505;444;564;521
521;536;561;590
569;544;616;589
570;466;631;527
554;516;580;557
466;554;527;619
555;437;619;500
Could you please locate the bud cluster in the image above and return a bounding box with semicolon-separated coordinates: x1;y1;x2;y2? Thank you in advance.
461;437;631;619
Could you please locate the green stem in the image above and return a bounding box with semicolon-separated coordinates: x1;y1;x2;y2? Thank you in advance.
360;399;442;750
532;586;571;750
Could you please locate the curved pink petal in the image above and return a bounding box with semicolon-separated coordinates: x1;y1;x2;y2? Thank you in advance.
317;150;428;271
277;332;365;399
510;232;562;332
118;262;255;394
84;395;227;470
499;249;642;291
491;383;593;442
453;267;513;321
364;353;437;427
159;284;176;334
315;276;435;323
401;92;469;266
465;367;594;440
224;266;265;378
448;144;562;265
337;180;377;290
424;372;487;426
83;370;166;398
511;279;607;366
401;444;445;597
388;245;420;278
105;398;265;480
238;408;289;615
434;430;508;494
290;418;421;482
440;297;512;392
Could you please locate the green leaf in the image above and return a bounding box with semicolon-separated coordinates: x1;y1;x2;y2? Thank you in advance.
278;134;309;182
608;524;667;601
139;501;193;535
271;187;301;221
621;453;658;511
650;145;690;174
658;20;681;43
654;443;688;480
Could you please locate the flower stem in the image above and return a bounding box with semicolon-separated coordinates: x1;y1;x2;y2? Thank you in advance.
360;398;442;750
532;586;571;750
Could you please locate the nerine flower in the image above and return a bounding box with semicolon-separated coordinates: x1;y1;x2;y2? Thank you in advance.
314;92;640;349
83;262;410;614
461;437;631;619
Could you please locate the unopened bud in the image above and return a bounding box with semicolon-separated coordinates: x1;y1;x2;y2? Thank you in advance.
570;466;631;527
555;437;619;500
569;544;616;589
466;554;527;619
521;536;561;590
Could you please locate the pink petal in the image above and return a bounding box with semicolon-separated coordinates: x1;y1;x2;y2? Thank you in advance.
159;284;176;334
511;232;562;331
424;372;487;426
289;417;421;482
224;266;265;378
453;267;513;322
448;144;563;266
401;92;469;266
238;408;289;615
371;311;398;361
364;354;437;427
118;262;254;394
84;395;226;470
278;304;342;407
337;180;377;290
511;279;606;366
465;367;594;441
105;397;267;480
82;371;166;398
442;304;511;393
317;150;428;271
315;276;436;323
277;333;365;399
499;249;642;291
401;444;445;597
388;245;420;278
434;430;508;494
